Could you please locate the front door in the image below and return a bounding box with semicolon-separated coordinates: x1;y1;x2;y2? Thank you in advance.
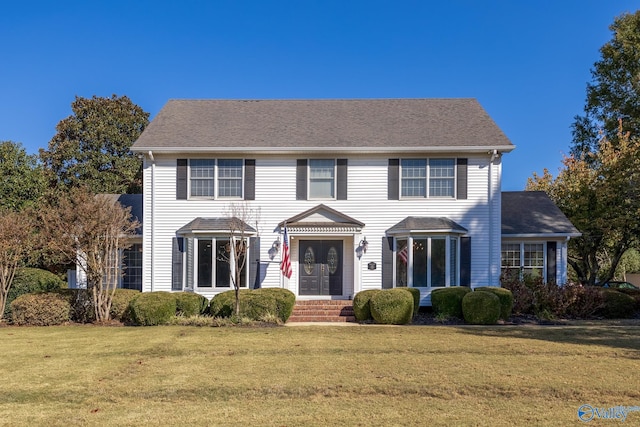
299;240;343;296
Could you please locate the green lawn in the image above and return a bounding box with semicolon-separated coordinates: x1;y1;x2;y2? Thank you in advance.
0;324;639;426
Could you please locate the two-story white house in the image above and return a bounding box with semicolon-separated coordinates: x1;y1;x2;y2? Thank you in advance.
129;99;579;305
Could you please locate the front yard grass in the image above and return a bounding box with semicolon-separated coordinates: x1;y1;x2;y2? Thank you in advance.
0;324;639;426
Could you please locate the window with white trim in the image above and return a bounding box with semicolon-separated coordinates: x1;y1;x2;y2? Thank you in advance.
309;159;335;199
400;158;455;198
189;159;243;199
395;236;460;288
196;237;247;288
501;242;545;279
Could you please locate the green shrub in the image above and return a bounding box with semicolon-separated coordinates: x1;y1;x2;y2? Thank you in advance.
614;288;640;311
4;268;66;319
110;289;141;321
352;289;381;321
598;289;636;319
253;288;296;322
401;287;421;316
209;289;289;322
240;292;278;321
431;287;472;319
10;292;71;326
54;289;94;323
129;292;177;326
474;287;513;320
209;290;251;318
370;289;413;325
174;292;209;317
462;291;501;325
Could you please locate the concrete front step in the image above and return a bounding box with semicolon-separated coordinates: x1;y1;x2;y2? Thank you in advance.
288;300;356;323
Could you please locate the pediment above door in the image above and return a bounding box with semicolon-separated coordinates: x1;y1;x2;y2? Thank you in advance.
279;204;365;233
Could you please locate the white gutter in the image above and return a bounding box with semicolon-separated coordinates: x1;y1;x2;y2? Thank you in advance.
148;150;155;292
132;145;516;155
488;150;499;287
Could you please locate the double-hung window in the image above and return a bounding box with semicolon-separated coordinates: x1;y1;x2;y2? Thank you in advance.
501;242;545;279
400;158;455;198
218;160;243;198
190;160;215;197
189;159;243;199
309;159;335;199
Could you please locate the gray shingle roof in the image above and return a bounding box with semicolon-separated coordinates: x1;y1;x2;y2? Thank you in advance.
101;194;143;235
501;191;581;237
386;217;468;235
177;217;257;234
132;99;514;153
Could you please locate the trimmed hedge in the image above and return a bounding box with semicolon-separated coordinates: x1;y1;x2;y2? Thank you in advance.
598;289;636;319
209;288;296;322
431;287;472;319
129;292;177;326
614;288;640;312
111;289;141;322
174;292;209;317
474;287;513;320
370;289;414;325
10;292;71;326
402;287;421;317
254;288;296;322
209;290;250;318
353;289;381;321
54;289;94;323
4;268;66;319
462;291;501;325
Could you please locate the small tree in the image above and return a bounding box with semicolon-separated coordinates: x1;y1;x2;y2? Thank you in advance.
0;209;37;318
219;203;260;316
41;189;139;322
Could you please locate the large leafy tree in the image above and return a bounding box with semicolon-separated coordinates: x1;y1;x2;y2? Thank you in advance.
0;141;45;211
528;126;640;285
572;11;640;156
40;95;149;194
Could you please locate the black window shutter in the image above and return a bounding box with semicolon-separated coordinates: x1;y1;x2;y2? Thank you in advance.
388;159;399;200
249;237;261;289
337;159;347;200
186;238;194;289
382;236;394;289
296;159;307;200
546;241;557;284
457;158;468;200
460;236;471;286
171;237;184;291
244;159;255;200
177;159;188;200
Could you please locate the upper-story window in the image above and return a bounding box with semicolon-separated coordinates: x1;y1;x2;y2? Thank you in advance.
400;158;455;198
190;160;215;197
189;159;243;199
218;159;243;198
309;159;335;199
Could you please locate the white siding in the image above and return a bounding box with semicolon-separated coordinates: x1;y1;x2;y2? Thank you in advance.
141;153;502;302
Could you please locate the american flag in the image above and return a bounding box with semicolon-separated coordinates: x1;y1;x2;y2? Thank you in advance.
398;245;408;264
281;225;292;279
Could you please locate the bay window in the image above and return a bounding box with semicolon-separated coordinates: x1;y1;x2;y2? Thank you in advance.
395;236;460;288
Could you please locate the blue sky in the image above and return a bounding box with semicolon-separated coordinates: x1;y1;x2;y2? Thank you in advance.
1;0;637;191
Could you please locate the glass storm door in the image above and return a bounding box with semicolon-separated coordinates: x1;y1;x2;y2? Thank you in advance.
299;240;343;296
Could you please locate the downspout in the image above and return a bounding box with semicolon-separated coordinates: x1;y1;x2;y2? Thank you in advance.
488;149;499;287
148;151;155;292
